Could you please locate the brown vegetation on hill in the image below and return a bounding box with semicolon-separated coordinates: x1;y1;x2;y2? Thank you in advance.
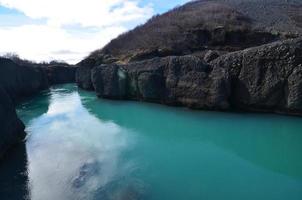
82;0;302;66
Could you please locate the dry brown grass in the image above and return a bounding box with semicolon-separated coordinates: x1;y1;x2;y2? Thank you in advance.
90;1;251;60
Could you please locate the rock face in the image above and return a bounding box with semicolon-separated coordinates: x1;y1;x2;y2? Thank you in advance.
0;58;49;103
91;64;127;99
88;56;230;110
77;38;302;115
0;58;77;102
211;37;302;114
45;65;77;85
76;65;94;90
0;86;25;159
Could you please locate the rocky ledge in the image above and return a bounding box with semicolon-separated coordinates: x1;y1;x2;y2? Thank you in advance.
77;38;302;115
0;58;77;159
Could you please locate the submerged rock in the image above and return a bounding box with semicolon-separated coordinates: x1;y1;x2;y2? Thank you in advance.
72;162;99;189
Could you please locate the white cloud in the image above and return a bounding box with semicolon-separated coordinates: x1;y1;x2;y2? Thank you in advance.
0;24;126;63
0;0;154;63
0;0;153;27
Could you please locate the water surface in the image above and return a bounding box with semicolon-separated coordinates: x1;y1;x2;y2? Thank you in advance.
1;84;302;200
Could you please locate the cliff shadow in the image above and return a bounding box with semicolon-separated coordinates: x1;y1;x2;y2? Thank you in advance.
0;142;29;200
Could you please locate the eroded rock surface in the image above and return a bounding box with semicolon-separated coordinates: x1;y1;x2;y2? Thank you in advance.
77;38;302;115
211;37;302;114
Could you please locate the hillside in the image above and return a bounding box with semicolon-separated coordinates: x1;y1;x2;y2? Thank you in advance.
76;0;302;116
80;0;302;66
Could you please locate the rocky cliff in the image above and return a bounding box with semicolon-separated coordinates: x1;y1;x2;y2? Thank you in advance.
76;0;302;116
0;58;49;103
0;58;77;159
77;38;302;115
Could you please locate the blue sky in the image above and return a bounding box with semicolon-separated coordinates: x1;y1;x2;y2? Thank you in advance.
0;0;189;63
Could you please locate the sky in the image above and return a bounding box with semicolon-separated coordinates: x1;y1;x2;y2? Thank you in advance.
0;0;190;64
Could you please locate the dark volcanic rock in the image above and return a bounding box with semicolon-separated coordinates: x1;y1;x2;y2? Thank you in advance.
81;38;302;115
211;37;302;114
287;66;302;110
0;86;25;159
45;65;77;85
0;58;49;103
126;57;166;101
76;65;94;90
91;64;127;99
90;56;231;109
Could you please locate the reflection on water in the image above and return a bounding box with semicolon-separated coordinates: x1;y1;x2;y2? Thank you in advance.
4;84;302;200
0;143;29;200
24;85;143;200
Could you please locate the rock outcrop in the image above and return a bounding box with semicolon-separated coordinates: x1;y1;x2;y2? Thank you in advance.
77;38;302;115
76;60;95;90
0;58;77;102
0;58;49;103
88;56;230;109
45;65;77;85
76;0;302;116
211;37;302;114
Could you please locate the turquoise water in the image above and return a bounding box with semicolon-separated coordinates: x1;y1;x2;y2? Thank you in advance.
1;84;302;200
